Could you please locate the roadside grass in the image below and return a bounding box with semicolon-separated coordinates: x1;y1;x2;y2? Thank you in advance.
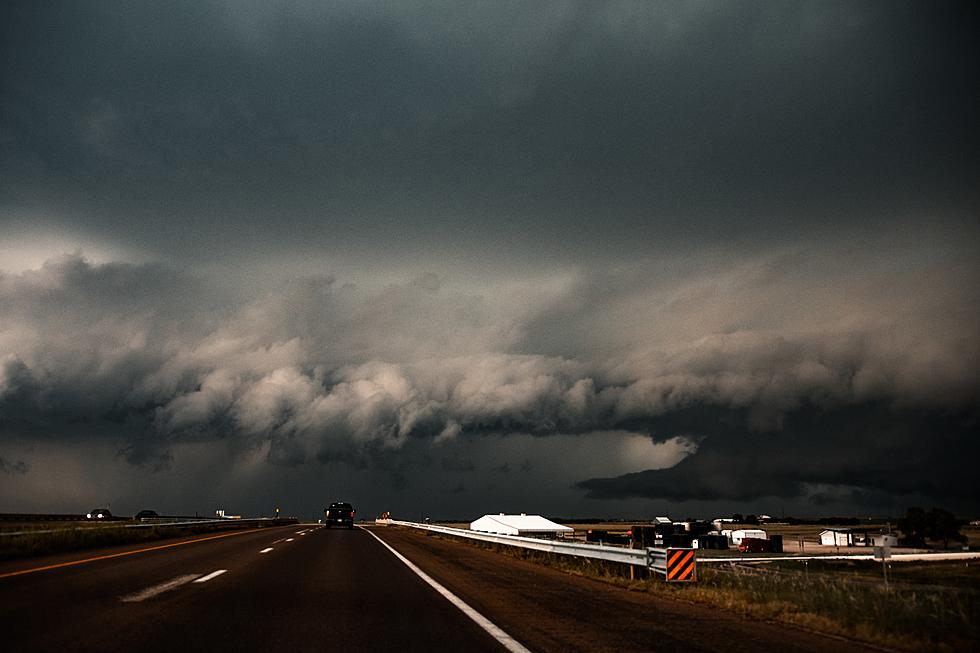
415;529;979;653
0;525;188;561
0;520;297;561
692;563;979;653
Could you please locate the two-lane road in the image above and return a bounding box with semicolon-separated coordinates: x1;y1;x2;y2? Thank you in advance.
0;525;507;653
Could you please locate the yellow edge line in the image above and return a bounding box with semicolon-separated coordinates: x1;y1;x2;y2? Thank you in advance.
0;527;270;579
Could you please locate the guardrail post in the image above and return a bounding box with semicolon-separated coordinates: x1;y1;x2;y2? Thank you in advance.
645;547;665;575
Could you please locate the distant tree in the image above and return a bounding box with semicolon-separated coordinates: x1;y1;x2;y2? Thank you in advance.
898;507;966;548
898;507;929;546
925;508;967;549
745;514;760;525
732;513;744;522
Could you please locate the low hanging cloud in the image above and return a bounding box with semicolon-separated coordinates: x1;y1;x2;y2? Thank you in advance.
0;456;30;475
1;243;978;507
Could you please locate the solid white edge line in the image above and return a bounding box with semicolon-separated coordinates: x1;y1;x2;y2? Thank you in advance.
193;569;228;583
120;574;200;602
359;526;533;653
260;547;274;553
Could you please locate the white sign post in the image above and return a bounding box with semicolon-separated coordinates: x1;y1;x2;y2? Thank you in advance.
874;545;891;588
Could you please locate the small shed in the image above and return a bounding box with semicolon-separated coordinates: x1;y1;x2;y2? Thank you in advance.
470;513;573;538
820;529;854;546
870;534;899;547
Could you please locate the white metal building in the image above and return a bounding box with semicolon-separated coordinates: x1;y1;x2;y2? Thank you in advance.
470;513;573;537
728;529;767;545
819;529;854;546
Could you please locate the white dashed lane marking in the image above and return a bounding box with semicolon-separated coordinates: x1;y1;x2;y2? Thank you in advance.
260;547;274;554
120;575;199;603
193;569;228;583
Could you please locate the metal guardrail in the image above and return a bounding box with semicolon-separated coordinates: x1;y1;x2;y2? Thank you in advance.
698;551;980;564
383;520;692;578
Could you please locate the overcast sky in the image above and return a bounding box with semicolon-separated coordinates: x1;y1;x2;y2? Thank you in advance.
1;1;978;520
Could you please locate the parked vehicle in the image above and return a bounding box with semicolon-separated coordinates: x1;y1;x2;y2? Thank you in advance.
324;502;355;529
133;509;159;521
738;537;772;553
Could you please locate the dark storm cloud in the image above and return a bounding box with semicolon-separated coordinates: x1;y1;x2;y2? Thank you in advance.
577;405;980;503
441;454;476;473
1;1;977;264
1;246;977;508
0;456;29;475
1;2;978;515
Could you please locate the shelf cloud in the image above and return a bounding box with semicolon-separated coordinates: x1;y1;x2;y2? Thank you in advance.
2;243;976;509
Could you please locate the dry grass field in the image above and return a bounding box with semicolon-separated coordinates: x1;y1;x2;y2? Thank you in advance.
420;524;979;652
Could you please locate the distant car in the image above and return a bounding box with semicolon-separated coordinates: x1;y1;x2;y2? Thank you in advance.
324;502;355;529
133;510;159;521
86;508;112;520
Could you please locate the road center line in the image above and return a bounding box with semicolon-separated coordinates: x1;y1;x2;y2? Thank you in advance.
360;527;532;653
193;569;228;583
120;574;199;603
260;547;274;553
0;528;271;580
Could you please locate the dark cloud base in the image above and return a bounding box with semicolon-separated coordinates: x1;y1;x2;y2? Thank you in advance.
578;403;980;509
0;456;30;475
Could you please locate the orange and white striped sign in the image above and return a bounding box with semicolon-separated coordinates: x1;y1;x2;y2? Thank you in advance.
665;548;696;582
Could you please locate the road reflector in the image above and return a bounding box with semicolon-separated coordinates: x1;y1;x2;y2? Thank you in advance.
665;548;696;582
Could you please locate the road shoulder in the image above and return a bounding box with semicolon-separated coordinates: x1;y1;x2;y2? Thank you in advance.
367;526;885;653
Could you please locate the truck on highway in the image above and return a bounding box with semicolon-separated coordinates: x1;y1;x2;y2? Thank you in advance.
324;502;355;529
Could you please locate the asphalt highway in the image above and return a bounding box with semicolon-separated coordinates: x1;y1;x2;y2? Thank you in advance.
0;524;886;653
0;524;507;653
